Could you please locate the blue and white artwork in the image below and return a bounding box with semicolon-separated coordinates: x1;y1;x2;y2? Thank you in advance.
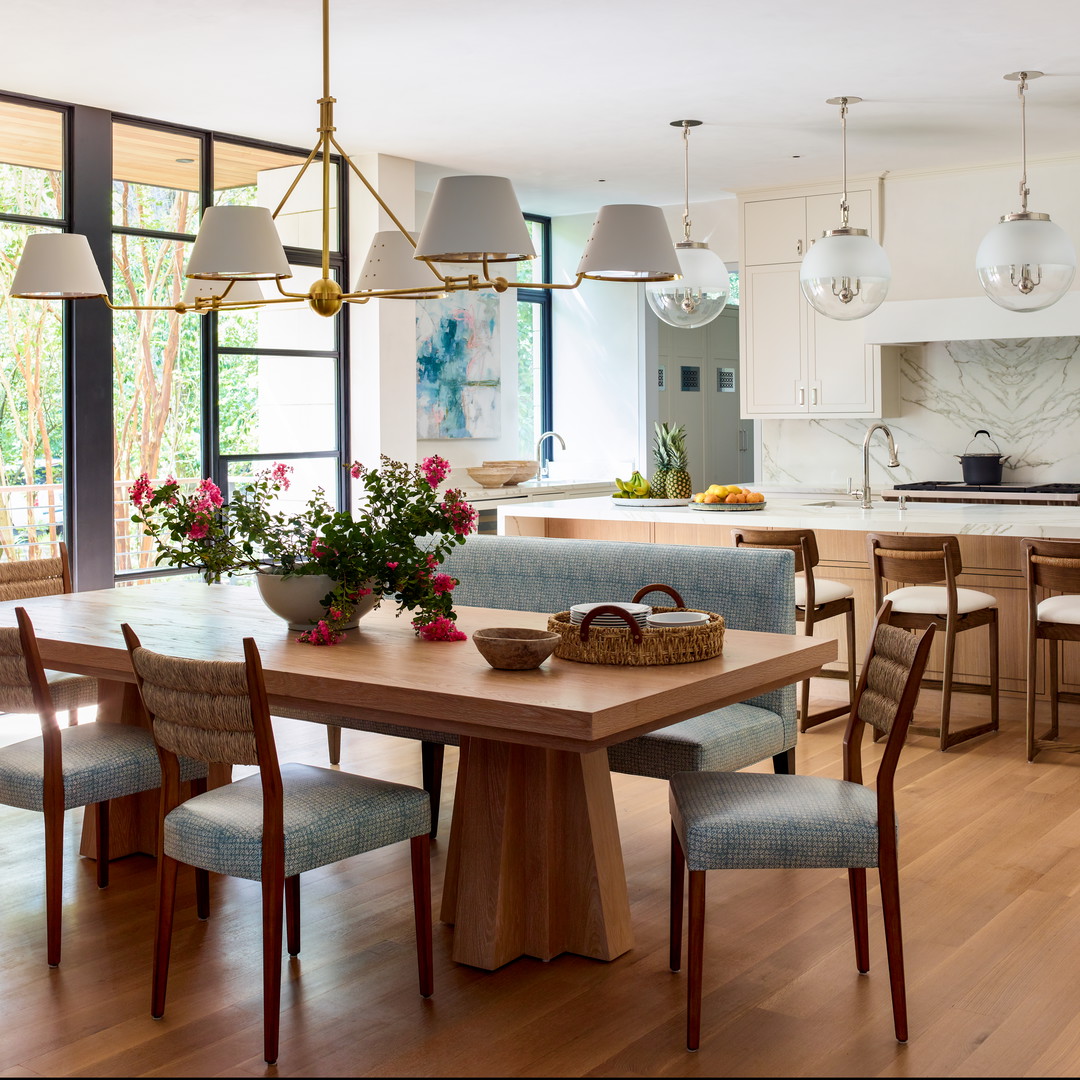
416;293;501;439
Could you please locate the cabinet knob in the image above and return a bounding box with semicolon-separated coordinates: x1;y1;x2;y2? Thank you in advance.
797;385;806;406
811;386;819;406
796;239;804;256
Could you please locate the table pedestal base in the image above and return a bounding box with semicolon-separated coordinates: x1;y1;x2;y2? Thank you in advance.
441;737;634;970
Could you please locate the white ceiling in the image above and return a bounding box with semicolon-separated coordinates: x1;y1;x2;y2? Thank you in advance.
6;0;1080;216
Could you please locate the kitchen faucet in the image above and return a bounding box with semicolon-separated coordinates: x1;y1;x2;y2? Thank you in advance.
536;431;566;480
850;422;900;509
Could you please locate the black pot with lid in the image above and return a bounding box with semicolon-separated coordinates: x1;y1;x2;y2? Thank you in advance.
956;429;1011;485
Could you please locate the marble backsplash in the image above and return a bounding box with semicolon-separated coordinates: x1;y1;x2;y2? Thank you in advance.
761;336;1080;488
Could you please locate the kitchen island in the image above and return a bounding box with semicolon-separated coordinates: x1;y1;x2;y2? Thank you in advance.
498;495;1080;697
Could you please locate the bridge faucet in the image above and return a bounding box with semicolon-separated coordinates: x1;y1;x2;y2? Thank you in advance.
536;431;566;479
850;422;900;509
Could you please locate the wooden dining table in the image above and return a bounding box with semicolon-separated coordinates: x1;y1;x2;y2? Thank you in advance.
3;580;835;971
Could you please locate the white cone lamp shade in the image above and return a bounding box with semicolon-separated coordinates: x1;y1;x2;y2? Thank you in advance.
799;230;891;321
356;231;447;298
180;277;268;314
415;176;535;263
185;206;291;280
10;233;107;298
646;243;729;328
577;205;681;282
975;214;1076;312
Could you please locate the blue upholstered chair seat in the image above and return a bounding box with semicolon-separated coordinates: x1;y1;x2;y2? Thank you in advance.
607;704;785;779
164;762;431;881
0;723;206;812
670;770;890;871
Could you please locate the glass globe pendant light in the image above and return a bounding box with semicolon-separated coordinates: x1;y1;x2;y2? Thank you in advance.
645;120;729;329
976;71;1076;312
799;97;891;321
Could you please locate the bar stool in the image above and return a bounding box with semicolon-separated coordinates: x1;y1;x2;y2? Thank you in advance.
866;532;999;751
1021;538;1080;762
732;528;856;732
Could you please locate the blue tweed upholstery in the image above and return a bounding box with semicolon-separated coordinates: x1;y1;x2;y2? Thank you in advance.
283;534;797;777
442;535;797;774
164;762;431;880
43;672;99;713
0;723;207;812
670;770;891;871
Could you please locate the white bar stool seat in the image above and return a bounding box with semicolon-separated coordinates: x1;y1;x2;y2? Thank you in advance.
883;585;998;616
794;577;854;608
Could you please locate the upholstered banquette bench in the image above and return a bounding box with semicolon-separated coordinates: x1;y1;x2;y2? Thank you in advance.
276;534;797;834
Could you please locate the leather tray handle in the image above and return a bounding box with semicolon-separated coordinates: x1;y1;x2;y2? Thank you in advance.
579;605;644;643
631;583;686;608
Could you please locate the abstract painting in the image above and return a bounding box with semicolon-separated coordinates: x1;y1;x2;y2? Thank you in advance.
416;293;501;438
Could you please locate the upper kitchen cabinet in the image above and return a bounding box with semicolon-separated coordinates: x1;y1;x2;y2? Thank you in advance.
739;179;896;419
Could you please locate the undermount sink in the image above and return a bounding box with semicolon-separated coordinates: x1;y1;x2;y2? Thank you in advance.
803;500;961;512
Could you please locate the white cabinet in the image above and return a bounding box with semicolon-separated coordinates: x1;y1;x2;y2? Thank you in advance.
739;181;896;419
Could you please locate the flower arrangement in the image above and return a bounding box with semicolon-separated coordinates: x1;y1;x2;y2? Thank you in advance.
129;455;477;643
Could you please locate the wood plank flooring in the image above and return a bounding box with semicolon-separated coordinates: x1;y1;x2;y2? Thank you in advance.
3;681;1080;1077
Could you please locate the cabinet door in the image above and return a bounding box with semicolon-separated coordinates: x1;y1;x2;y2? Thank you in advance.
808;313;878;415
741;264;807;416
743;197;807;265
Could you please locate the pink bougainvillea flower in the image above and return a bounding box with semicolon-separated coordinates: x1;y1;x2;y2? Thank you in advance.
349;587;372;599
386;561;399;569
431;573;456;595
413;615;466;642
310;537;328;558
349;462;362;480
420;455;451;489
270;462;292;490
128;473;153;508
196;477;223;507
187;520;210;541
440;496;478;536
297;620;343;646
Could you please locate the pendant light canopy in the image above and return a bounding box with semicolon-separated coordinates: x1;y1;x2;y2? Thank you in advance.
799;97;891;321
645;120;729;329
976;71;1076;313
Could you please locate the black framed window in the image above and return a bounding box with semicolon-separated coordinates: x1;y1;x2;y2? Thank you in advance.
515;214;553;462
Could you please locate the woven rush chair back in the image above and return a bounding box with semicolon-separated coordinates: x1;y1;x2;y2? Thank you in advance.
731;527;816;576
123;627;276;772
0;609;59;733
867;532;961;607
0;543;72;603
1023;538;1080;595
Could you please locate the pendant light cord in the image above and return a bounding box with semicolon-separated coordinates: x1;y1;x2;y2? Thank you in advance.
838;97;850;229
1017;72;1030;213
681;121;692;243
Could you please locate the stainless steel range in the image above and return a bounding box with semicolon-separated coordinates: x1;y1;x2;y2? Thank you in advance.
884;482;1080;505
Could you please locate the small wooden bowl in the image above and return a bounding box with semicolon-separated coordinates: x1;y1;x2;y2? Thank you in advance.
473;627;560;670
466;466;517;489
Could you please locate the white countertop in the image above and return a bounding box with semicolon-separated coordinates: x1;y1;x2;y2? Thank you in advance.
498;494;1080;539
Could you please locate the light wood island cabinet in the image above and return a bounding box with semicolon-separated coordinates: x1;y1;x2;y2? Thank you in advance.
501;505;1062;700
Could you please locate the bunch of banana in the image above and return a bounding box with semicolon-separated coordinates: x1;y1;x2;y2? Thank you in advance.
613;470;652;499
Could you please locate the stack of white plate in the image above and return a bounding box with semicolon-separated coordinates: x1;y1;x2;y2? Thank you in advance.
569;601;651;627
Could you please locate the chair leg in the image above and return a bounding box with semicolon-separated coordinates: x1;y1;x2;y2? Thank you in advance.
848;867;869;973
285;875;301;957
670;825;685;973
95;801;110;889
67;707;78;727
939;624;957;752
988;613;1000;733
261;871;285;1065
772;747;795;775
151;855;180;1018
43;805;63;968
421;743;445;840
798;613;813;734
326;724;341;766
878;853;909;1043
410;835;433;998
845;604;857;711
195;869;210;920
1049;639;1061;740
686;869;706;1052
1027;623;1039;762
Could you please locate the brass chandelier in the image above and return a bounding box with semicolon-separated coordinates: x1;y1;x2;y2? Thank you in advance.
11;0;680;318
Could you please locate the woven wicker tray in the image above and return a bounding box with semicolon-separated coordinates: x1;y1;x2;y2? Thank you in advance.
547;584;725;666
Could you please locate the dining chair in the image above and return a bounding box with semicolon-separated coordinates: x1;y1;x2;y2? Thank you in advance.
866;532;999;751
0;543;98;727
1021;538;1080;762
0;607;207;967
732;527;857;732
122;626;433;1066
668;602;935;1051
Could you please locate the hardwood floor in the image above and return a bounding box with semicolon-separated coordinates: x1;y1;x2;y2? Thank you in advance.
3;682;1080;1077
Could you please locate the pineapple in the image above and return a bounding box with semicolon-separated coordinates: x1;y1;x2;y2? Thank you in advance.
666;424;693;500
651;422;673;498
